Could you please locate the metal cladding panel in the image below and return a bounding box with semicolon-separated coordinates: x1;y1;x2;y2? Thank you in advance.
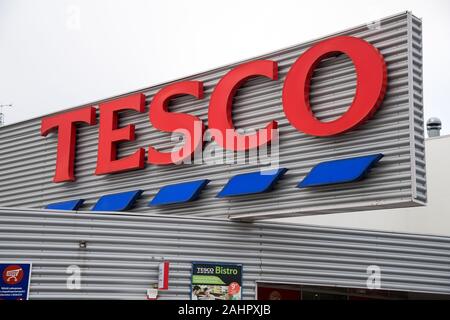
0;12;426;219
0;208;449;299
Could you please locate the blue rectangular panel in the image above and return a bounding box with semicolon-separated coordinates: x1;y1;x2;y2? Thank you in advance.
45;199;84;211
92;190;143;211
150;180;210;206
217;168;287;198
298;154;384;188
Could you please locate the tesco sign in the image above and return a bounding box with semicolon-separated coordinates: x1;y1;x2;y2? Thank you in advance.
41;36;387;183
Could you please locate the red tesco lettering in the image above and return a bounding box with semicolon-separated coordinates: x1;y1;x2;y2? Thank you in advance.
41;36;387;182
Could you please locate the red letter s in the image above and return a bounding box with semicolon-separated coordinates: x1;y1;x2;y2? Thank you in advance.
148;81;204;165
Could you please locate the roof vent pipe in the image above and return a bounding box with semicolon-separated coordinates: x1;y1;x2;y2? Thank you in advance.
427;117;442;138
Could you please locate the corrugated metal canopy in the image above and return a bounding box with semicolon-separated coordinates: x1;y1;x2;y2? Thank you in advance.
0;207;448;299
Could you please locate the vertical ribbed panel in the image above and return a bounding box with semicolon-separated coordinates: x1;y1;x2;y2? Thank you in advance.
0;12;426;219
408;15;427;203
0;208;448;299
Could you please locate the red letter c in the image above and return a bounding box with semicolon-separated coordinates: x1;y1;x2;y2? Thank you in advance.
208;60;278;151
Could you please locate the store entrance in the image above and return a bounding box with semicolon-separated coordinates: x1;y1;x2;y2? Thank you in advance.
256;283;450;300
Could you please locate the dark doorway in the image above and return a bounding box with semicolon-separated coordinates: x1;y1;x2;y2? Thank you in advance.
257;283;450;300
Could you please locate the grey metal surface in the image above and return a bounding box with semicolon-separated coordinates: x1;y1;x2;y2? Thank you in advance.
0;12;426;219
0;207;449;299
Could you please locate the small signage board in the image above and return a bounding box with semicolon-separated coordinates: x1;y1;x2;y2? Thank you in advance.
158;261;170;290
146;288;158;300
191;262;242;300
0;263;32;300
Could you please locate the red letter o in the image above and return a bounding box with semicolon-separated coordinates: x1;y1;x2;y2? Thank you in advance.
282;36;387;136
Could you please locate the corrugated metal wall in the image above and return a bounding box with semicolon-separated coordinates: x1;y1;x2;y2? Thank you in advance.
0;12;426;219
0;207;449;299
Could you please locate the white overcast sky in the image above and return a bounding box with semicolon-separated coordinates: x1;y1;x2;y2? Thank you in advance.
1;0;449;134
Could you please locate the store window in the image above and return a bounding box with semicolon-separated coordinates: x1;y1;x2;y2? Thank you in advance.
257;283;450;300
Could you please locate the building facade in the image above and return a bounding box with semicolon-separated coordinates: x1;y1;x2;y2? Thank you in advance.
1;12;449;300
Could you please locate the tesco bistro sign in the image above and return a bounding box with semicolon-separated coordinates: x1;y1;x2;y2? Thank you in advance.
41;36;387;182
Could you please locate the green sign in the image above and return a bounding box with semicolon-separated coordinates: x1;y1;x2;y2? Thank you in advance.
191;262;242;300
